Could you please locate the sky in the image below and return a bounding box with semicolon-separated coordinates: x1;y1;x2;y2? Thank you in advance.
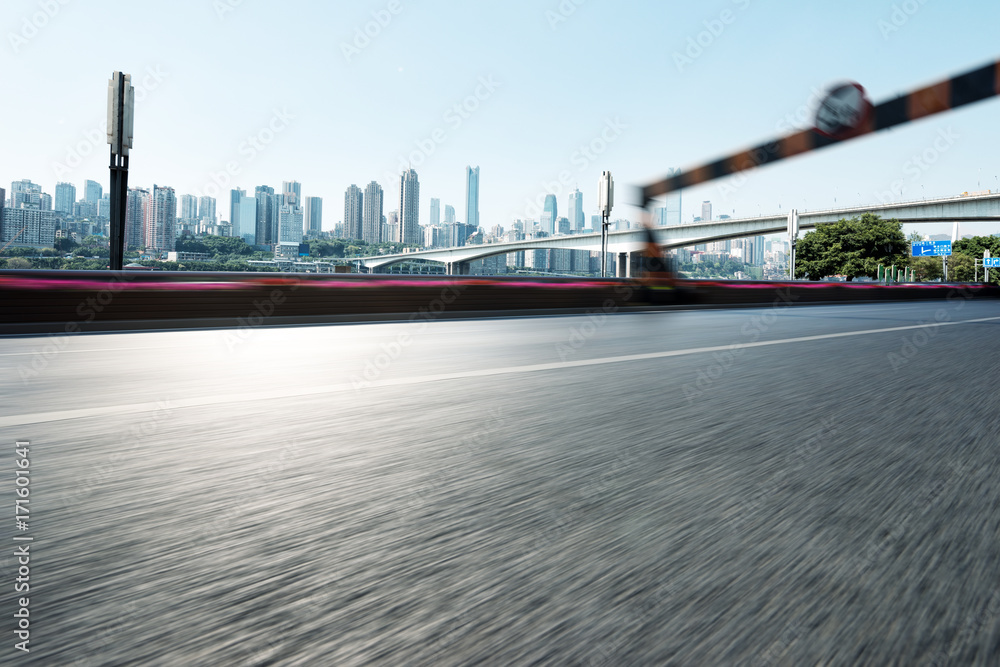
3;0;1000;239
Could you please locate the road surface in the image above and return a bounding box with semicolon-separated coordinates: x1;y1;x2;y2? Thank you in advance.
1;299;999;665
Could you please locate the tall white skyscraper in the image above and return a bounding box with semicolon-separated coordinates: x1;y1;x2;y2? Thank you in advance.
398;169;420;245
465;166;480;230
145;185;176;252
344;185;364;240
179;194;198;221
278;203;304;243
230;188;245;236
10;180;41;209
198;196;217;223
444;204;456;224
363;181;383;244
568;189;584;232
429;198;440;227
238;194;257;245
701;201;712;222
126;188;149;250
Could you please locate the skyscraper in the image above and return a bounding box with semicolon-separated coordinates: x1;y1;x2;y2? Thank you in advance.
85;180;103;204
39;193;52;211
465;166;480;230
444;205;456;225
254;186;277;246
145;185;176;252
126;188;149;250
230;189;245;237
198;196;216;224
179;194;198;221
278;203;304;243
429;198;440;227
55;182;76;215
363;181;383;244
398;169;420;245
238;194;257;245
304;197;322;234
568;188;584;232
282;181;302;207
10;180;41;209
701;201;712;222
343;185;364;240
542;194;557;235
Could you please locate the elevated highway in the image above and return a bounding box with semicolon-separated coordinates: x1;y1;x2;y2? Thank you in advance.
360;192;1000;275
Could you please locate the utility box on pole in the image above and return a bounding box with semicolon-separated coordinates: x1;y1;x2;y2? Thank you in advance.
107;71;135;272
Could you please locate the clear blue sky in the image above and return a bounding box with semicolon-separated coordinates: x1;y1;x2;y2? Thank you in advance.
3;0;1000;237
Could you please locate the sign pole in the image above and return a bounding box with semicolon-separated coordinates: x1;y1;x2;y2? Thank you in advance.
598;171;614;278
987;250;992;283
107;71;134;272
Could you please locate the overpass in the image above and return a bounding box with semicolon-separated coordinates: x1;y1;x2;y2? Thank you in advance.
360;192;1000;275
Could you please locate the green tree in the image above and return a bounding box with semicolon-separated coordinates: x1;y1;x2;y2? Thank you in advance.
4;257;32;269
946;253;976;282
55;237;80;253
911;256;944;282
795;213;908;281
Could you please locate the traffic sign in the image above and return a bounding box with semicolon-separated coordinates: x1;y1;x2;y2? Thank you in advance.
985;258;1000;268
911;241;952;257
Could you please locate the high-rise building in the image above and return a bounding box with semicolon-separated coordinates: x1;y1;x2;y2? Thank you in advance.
590;214;601;232
85;180;103;204
98;195;111;220
198;196;217;224
701;201;712;222
398;169;420;245
304;196;322;234
343;185;364;240
282;181;302;207
125;188;149;250
278;203;304;243
429;198;440;227
230;189;245;238
39;193;52;211
568;189;584;232
556;217;571;235
465;166;480;230
444;205;456;225
179;194;198;221
1;207;56;247
55;182;76;215
542;194;557;234
363;181;384;244
238;194;257;245
145;185;177;252
254;186;277;246
10;180;41;209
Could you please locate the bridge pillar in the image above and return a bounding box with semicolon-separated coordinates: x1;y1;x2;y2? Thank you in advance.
616;252;631;278
446;262;470;276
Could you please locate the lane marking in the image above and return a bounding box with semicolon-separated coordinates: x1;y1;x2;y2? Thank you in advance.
2;314;999;428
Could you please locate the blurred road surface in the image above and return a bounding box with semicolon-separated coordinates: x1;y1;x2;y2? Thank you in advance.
1;300;999;665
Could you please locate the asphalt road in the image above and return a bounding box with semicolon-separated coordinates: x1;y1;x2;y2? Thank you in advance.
1;299;999;665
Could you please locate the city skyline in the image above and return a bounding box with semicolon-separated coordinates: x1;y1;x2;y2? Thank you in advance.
4;1;1000;240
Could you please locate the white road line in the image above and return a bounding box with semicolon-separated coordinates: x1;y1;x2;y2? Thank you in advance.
2;314;998;428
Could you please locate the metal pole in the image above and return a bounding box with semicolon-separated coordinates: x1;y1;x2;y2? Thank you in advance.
943;256;948;282
109;73;127;271
600;213;609;278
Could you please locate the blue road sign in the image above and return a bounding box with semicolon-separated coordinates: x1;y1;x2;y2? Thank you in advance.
911;241;952;257
985;258;1000;268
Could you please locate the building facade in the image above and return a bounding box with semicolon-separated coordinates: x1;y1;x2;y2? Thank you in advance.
398;169;420;245
362;181;383;244
465;166;479;230
343;185;364;241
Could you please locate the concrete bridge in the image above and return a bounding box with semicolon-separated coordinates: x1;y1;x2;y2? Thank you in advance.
360;192;1000;275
